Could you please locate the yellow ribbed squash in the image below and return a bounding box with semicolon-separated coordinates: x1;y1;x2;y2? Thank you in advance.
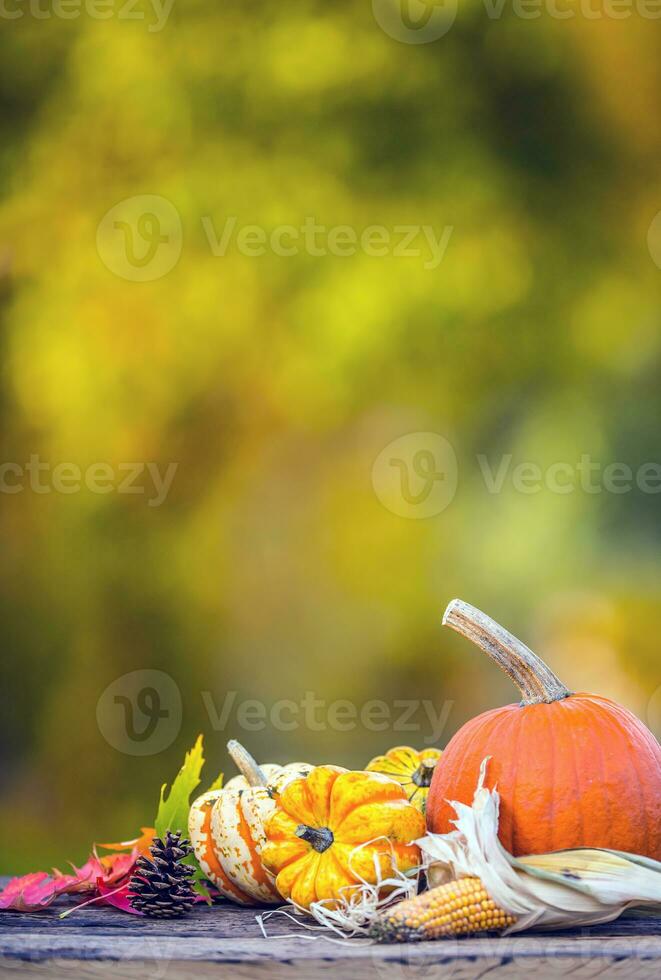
365;746;442;815
261;766;425;910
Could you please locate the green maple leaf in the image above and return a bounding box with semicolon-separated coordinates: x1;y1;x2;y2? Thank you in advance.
154;734;204;838
154;735;223;838
206;771;224;792
153;735;223;902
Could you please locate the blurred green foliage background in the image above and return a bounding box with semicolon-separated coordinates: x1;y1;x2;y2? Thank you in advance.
1;2;660;873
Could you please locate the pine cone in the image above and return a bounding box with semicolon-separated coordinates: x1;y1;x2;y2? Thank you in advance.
128;830;196;919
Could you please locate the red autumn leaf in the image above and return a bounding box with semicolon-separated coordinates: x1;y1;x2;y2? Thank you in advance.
60;878;144;918
0;872;73;912
97;849;138;885
1;846;141;913
53;855;106;894
53;847;138;891
97;879;143;914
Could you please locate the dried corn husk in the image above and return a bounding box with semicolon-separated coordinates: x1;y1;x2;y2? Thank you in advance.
420;758;661;934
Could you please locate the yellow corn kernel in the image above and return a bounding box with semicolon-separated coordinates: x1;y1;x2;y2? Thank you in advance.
370;877;517;943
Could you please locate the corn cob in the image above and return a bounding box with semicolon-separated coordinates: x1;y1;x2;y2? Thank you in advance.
370;877;517;943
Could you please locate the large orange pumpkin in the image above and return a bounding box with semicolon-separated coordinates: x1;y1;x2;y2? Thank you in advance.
427;599;661;859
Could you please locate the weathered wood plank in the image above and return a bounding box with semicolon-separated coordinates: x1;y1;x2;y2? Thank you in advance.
0;877;659;979
0;959;659;980
1;952;660;980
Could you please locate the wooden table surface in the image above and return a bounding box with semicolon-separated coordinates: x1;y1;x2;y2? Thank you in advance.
1;881;659;979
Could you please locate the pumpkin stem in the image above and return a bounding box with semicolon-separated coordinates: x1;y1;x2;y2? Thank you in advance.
442;599;571;706
227;739;268;787
295;824;334;853
412;759;437;788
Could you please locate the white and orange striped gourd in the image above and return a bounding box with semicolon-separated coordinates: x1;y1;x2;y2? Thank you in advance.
189;740;313;905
